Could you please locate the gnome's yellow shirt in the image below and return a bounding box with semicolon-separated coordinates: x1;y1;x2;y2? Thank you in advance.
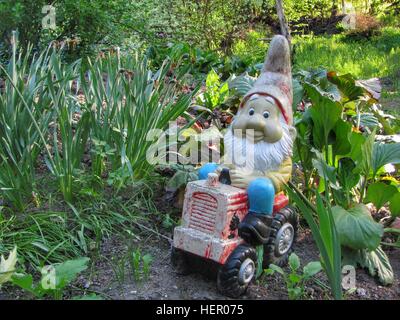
223;157;292;193
263;157;292;192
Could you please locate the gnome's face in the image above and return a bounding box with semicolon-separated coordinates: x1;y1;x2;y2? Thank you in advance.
223;35;296;174
231;95;284;144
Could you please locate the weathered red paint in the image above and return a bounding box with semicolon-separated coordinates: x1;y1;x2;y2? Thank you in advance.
173;179;289;265
273;193;289;213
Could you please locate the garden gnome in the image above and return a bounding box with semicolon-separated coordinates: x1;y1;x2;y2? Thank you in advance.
198;35;296;245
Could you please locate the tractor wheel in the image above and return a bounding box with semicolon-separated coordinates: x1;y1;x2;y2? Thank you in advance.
263;206;299;268
217;244;257;298
171;246;191;275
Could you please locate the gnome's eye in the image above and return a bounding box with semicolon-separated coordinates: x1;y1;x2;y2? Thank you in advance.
248;108;255;116
263;111;270;119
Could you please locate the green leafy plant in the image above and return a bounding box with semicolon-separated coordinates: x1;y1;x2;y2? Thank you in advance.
129;249;153;282
0;36;54;210
286;185;343;300
292;69;399;286
265;253;322;300
196;68;229;111
11;257;90;299
107;255;127;286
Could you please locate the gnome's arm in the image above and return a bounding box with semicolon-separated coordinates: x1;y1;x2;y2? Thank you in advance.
264;157;292;192
229;157;292;191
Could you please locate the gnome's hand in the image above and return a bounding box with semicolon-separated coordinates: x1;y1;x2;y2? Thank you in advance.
230;169;258;189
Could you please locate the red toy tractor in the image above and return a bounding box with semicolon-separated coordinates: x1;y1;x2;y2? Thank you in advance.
171;172;298;297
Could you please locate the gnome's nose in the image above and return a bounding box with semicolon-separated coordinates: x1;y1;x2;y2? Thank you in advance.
244;117;266;133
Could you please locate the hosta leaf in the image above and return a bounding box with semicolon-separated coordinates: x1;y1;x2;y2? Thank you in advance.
327;72;365;102
305;69;341;101
348;131;365;162
332;119;352;156
312;150;338;189
372;143;400;177
361;246;394;285
332;204;383;250
305;83;342;150
389;193;400;217
292;78;304;110
166;171;191;192
364;182;398;210
228;74;256;97
358;130;375;176
53;257;90;289
359;113;379;130
337;157;359;192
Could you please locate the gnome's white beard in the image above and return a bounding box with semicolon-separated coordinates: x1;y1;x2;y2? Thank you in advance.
223;120;294;174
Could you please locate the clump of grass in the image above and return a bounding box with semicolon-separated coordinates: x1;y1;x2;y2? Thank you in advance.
293;27;400;95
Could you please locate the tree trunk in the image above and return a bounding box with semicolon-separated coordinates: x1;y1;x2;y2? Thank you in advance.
275;0;291;45
331;0;338;17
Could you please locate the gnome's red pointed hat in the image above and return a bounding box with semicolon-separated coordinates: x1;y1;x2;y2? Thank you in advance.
240;35;293;126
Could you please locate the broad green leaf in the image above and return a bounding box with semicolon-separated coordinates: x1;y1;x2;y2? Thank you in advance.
228;74;256;96
372;143;400;177
337;157;359;192
304;69;341;101
53;257;90;289
359;130;375;176
332;204;383;250
327;72;365;102
305;83;342;150
332;119;352;156
389;193;400;217
292;78;304;110
11;273;41;297
288;253;300;271
303;261;322;278
364;182;398;210
359;113;379;130
348;131;365;162
312;151;338;189
166;171;191;191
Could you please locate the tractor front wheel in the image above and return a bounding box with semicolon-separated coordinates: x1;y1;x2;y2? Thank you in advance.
263;206;299;268
217;244;257;298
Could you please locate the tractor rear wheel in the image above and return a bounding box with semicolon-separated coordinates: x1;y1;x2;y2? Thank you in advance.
217;244;257;298
263;206;299;268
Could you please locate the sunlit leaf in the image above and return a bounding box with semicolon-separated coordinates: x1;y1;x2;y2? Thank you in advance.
364;182;398;210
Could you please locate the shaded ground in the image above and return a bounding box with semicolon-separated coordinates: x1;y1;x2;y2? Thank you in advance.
80;227;400;300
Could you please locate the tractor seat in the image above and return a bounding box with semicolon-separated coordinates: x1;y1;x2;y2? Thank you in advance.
273;193;289;213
